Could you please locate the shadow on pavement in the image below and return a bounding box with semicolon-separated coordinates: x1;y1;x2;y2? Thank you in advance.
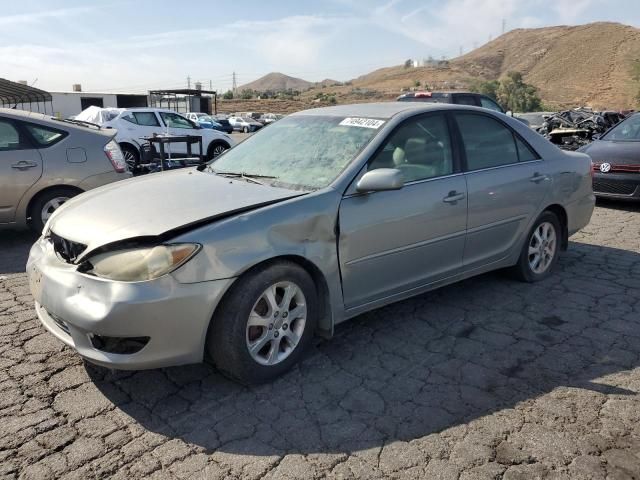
596;197;640;212
0;230;38;274
87;240;640;455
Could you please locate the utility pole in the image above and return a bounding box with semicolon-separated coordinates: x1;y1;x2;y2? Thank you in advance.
502;18;506;35
209;80;212;90
473;41;478;50
459;45;463;57
232;72;237;95
187;75;191;89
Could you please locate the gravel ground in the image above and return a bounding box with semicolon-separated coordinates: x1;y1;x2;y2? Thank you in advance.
0;201;639;479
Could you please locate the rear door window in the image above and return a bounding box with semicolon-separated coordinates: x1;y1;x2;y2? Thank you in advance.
455;95;479;106
159;112;194;129
0;120;32;151
479;97;504;113
455;113;519;170
133;112;161;126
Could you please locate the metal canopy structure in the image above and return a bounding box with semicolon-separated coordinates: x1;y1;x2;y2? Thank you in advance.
0;78;53;114
148;88;217;115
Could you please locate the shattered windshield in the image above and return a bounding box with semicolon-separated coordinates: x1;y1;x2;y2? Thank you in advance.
602;114;640;141
209;115;383;190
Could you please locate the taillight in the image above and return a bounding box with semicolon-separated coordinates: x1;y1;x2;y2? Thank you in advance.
104;140;127;173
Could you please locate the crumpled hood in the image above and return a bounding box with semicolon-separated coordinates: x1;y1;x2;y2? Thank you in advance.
49;168;302;255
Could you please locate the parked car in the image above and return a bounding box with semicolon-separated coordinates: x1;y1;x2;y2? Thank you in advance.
27;103;594;383
0;108;130;232
185;112;225;132
397;91;506;113
579;112;640;200
514;112;556;130
74;107;234;165
259;113;284;125
228;116;263;133
212;116;234;134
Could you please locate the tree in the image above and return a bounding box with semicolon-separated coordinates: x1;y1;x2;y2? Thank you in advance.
470;72;542;112
469;79;500;101
222;90;233;100
240;89;254;100
404;59;413;69
414;80;421;88
496;71;542;112
632;59;640;106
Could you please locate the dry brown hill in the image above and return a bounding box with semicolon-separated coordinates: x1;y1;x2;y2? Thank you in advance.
232;22;640;113
322;22;640;109
238;72;313;92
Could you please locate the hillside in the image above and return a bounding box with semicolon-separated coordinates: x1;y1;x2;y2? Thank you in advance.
232;22;640;113
314;22;640;109
238;72;313;92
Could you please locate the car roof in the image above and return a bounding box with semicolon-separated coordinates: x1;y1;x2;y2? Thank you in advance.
292;102;478;119
0;108;53;121
0;108;112;136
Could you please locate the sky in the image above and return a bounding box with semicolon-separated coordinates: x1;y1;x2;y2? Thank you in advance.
1;0;639;93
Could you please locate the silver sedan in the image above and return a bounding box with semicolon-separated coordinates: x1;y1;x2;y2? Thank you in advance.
27;103;595;383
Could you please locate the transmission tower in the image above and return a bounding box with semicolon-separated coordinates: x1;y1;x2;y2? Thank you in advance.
232;72;237;94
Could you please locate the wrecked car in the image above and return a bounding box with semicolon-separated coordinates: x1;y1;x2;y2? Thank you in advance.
538;108;625;151
27;103;595;384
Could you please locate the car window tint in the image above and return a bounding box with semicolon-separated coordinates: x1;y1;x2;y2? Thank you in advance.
480;97;503;112
133;112;160;127
456;95;478;106
122;113;137;124
456;113;518;170
368;114;453;183
0;120;30;151
24;124;65;146
160;112;193;129
515;135;539;162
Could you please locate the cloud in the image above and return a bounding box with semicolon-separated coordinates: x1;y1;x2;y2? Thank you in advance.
0;6;98;27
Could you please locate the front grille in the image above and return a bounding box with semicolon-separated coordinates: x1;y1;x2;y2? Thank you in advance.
593;179;636;195
50;232;86;263
593;163;640;173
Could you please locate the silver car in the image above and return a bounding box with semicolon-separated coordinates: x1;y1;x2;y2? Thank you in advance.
27;103;595;383
0;108;131;232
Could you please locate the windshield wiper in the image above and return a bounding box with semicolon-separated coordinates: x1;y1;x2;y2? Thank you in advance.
211;169;278;185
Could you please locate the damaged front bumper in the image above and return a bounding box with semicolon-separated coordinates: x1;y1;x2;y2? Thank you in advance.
26;235;234;370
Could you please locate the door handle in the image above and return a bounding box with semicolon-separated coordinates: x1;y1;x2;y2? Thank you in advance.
529;173;549;183
11;161;38;170
443;191;465;203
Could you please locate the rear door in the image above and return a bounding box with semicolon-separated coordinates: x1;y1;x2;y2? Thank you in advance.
0;118;43;223
339;112;467;309
453;111;550;269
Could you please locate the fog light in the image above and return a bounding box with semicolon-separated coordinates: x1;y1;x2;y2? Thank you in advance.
89;335;150;354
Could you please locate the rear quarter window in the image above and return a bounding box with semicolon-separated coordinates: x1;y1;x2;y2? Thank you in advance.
23;123;66;147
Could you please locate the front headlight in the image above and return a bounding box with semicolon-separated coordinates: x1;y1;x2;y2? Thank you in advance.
86;244;200;282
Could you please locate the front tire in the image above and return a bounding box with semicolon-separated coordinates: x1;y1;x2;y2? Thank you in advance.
512;211;561;282
207;261;318;384
206;141;229;160
243;126;249;133
29;187;80;233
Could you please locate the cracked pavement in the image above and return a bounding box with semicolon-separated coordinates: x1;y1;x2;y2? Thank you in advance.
1;201;640;479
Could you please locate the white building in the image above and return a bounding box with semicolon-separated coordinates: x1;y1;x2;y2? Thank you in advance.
48;91;148;118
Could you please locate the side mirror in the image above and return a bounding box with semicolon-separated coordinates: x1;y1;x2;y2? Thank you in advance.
591;133;601;140
356;168;404;193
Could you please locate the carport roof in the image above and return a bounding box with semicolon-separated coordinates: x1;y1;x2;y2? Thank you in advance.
0;78;52;106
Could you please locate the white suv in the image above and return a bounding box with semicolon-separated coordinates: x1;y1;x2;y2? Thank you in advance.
75;107;234;165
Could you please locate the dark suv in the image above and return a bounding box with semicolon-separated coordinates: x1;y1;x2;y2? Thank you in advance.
397;91;505;113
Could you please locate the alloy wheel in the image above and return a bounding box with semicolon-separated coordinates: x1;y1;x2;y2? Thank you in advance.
245;281;307;366
40;196;69;225
528;221;557;274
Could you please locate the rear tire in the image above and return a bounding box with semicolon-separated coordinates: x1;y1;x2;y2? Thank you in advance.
29;187;80;233
243;126;249;133
207;261;318;384
511;211;561;282
120;144;140;171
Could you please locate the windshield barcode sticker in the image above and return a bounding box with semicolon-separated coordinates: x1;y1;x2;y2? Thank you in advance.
339;117;385;129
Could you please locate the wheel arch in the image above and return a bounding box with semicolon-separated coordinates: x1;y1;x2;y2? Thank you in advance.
26;184;84;223
211;254;333;338
118;141;140;157
206;139;231;159
542;203;568;250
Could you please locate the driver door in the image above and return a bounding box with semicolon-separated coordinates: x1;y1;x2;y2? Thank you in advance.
338;113;468;310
